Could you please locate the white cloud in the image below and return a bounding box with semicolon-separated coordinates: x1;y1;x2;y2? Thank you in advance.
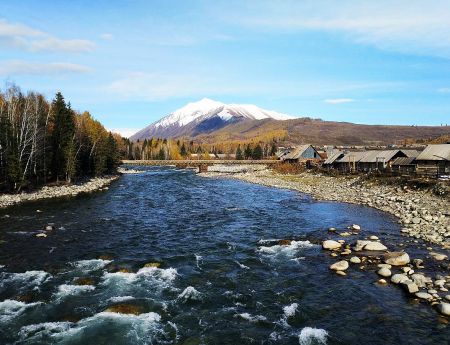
0;18;95;53
100;33;114;41
227;0;450;58
0;60;91;76
108;128;139;138
325;98;355;104
106;71;258;100
106;71;401;102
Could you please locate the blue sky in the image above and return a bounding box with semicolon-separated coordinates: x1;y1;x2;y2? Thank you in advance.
1;0;450;136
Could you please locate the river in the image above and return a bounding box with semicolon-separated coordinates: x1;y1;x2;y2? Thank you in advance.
0;167;448;344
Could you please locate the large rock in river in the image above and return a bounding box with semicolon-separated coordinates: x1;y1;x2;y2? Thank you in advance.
330;260;349;271
383;252;410;266
391;274;411;284
363;241;388;251
437;303;450;316
322;240;342;250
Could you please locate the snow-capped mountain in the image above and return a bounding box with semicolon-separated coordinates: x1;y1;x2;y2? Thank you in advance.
130;98;294;140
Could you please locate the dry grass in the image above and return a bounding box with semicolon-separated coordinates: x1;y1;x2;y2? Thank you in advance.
272;162;305;175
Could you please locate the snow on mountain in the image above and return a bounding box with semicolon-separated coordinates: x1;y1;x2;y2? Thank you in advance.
130;98;294;140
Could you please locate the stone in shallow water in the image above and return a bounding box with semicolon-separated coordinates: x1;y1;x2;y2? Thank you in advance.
383;252;410;266
105;303;144;315
330;260;349;271
429;252;448;261
144;262;161;268
354;240;371;251
35;233;47;238
437;302;450;316
391;274;410;284
410;274;432;288
322;240;341;250
278;239;292;245
74;277;95;286
415;292;433;300
402;281;419;294
351;224;361;231
350;256;361;264
363;241;388;251
98;254;114;260
377;267;392;277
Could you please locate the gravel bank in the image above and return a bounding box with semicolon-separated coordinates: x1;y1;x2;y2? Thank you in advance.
200;166;450;247
0;176;119;209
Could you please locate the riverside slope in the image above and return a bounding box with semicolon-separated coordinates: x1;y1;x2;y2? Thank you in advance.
0;176;118;209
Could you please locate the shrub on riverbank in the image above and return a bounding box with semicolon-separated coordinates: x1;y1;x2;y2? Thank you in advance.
0;85;121;193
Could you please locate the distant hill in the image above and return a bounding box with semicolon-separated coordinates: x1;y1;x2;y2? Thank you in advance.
130;99;450;145
130;98;293;141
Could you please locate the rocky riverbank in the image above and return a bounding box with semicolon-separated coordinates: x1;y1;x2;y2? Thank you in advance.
0;176;119;209
200;165;450;317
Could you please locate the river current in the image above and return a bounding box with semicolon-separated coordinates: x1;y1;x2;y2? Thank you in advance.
0;167;448;344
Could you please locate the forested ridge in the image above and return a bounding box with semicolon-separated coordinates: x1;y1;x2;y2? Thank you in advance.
121;137;278;161
0;85;121;193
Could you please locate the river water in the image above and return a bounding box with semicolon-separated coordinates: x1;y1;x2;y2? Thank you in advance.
0;167;448;344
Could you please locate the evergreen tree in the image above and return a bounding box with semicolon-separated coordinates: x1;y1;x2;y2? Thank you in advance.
244;144;252;159
49;92;75;182
252;144;263;160
180;143;187;157
236;145;243;160
157;147;165;160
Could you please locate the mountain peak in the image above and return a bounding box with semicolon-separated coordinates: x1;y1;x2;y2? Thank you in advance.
130;99;295;140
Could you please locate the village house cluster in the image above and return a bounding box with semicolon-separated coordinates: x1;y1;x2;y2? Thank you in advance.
278;143;450;178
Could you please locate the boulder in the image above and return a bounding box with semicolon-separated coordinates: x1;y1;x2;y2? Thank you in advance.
377;267;392;277
410;274;432;288
350;256;361;264
429;252;448;261
402;281;419;294
437;303;450;316
415;292;433;300
105;304;144;315
144;262;161;268
278;239;292;245
74;277;95;286
363;242;388;251
383;252;410;266
412;258;424;268
330;260;349;271
391;274;411;284
354;240;371;251
322;240;341;250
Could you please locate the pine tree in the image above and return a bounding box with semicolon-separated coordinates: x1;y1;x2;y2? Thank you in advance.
180;143;187;157
49;92;75;182
252;144;263;160
236;145;243;160
244;144;252;159
157;147;165;160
